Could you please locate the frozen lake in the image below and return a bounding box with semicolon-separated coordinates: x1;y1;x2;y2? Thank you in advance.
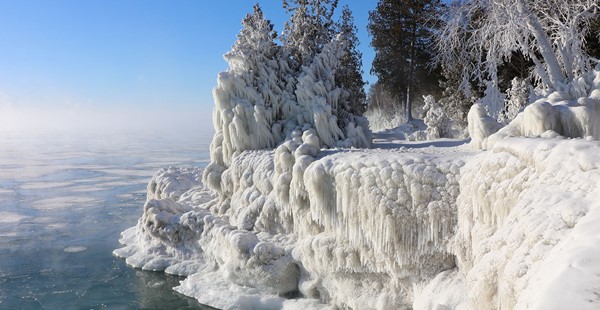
0;130;214;309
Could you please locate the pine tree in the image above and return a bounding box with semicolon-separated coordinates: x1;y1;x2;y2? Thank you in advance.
368;0;442;122
281;0;339;68
336;5;367;119
210;4;283;167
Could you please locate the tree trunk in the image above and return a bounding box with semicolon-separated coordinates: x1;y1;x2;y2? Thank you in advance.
405;10;417;123
519;1;566;88
405;83;412;122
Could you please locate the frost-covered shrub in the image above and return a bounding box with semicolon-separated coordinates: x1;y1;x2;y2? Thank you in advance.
409;95;468;141
423;95;445;140
364;108;405;132
498;77;529;124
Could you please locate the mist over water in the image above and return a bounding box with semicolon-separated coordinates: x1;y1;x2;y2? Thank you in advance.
0;127;214;309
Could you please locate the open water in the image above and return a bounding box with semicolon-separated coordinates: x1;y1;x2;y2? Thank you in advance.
0;130;214;309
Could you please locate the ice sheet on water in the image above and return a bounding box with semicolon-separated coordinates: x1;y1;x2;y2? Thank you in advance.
63;246;88;253
0;211;27;223
31;196;99;211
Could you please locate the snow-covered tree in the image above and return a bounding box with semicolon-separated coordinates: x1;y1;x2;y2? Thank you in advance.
335;5;367;123
282;0;339;68
208;4;285;169
205;3;371;191
410;94;468;140
434;0;599;117
438;71;475;124
295;37;370;148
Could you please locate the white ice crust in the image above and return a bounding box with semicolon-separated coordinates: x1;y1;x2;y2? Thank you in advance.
116;72;600;309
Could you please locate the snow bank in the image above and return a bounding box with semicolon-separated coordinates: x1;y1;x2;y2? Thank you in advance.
415;137;600;310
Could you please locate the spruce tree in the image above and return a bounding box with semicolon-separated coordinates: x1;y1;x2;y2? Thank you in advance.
281;0;339;68
368;0;441;122
336;5;367;119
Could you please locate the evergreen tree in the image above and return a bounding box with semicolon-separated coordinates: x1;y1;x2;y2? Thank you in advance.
227;4;281;107
368;0;441;122
210;4;283;167
281;0;339;68
336;5;367;118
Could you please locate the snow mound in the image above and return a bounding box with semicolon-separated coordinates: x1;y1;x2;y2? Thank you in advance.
470;69;600;149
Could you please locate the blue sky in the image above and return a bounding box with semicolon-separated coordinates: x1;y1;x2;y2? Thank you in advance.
0;0;376;132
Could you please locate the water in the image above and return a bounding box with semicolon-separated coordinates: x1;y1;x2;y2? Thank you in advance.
0;130;215;309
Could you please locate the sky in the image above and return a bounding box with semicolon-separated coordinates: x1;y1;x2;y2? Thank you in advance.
0;0;377;133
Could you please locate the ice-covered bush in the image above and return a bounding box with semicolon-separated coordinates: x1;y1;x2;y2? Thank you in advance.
498;77;529;124
408;95;468;141
364;108;405;132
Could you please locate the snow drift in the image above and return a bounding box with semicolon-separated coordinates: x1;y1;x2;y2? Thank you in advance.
416;137;600;310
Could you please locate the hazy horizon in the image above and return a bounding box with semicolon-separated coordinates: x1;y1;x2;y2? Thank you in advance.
0;1;375;136
0;103;214;135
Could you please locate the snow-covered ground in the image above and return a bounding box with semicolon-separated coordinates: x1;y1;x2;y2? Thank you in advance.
115;70;600;310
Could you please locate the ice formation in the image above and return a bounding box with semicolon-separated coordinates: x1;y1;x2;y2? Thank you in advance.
415;137;600;310
116;145;471;309
114;17;600;307
115;67;600;309
471;69;600;150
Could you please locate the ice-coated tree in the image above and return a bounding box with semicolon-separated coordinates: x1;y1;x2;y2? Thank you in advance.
282;0;339;68
206;2;371;186
368;0;442;122
209;4;285;168
335;5;367;123
434;0;599;117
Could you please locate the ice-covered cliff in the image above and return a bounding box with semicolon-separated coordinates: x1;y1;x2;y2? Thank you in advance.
115;132;600;309
115;55;600;310
115;140;471;309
